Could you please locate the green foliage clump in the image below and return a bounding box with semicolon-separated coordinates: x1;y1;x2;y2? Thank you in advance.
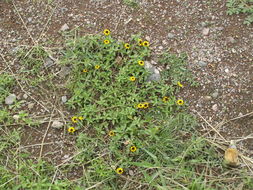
226;0;253;25
17;46;54;86
59;31;224;188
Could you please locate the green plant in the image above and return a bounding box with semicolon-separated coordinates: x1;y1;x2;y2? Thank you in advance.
226;0;253;25
0;127;75;189
0;109;13;125
159;52;199;87
0;74;14;104
57;30;245;189
1;29;251;189
123;0;139;8
17;46;55;87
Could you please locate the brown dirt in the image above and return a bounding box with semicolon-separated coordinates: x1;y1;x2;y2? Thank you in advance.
0;0;252;179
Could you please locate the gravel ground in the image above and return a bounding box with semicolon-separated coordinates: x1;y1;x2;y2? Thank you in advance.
0;0;252;161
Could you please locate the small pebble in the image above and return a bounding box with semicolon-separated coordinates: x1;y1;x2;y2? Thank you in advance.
203;96;212;101
52;121;64;129
27;17;32;22
202;28;210;36
167;33;175;39
211;91;219;99
61;96;67;103
212;104;218;112
227;36;236;44
129;170;134;176
59;23;70;32
23;94;28;99
28;103;35;109
63;154;70;159
198;61;207;67
13;115;20;121
145;36;151;42
44;57;54;68
5;94;16;105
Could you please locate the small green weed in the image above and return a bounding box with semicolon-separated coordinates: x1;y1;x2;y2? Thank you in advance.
159;52;199;87
0;109;13;125
226;0;253;25
17;46;55;87
123;0;139;8
0;73;38;127
0;74;14;104
0;74;15;126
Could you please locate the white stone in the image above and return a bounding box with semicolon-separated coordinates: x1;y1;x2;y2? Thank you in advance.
28;103;35;109
145;36;151;42
23;94;28;99
227;36;236;44
202;28;210;36
13;115;20;121
144;61;161;82
203;96;212;101
167;33;175;39
63;154;70;159
61;96;67;103
59;23;69;32
5;94;16;105
212;104;218;112
52;121;64;129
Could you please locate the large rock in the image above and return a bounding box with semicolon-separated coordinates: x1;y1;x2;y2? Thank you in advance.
145;61;161;82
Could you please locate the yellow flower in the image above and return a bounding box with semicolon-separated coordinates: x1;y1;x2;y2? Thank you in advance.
143;102;149;109
68;127;76;133
138;60;144;66
116;168;124;174
103;29;111;36
108;131;115;137
83;69;88;73
78;116;84;120
95;65;100;69
130;146;137;152
129;76;136;81
104;40;110;44
177;81;183;88
71;116;78;123
143;41;150;47
162;96;169;102
124;43;130;49
138;39;143;46
137;103;144;109
177;99;184;105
